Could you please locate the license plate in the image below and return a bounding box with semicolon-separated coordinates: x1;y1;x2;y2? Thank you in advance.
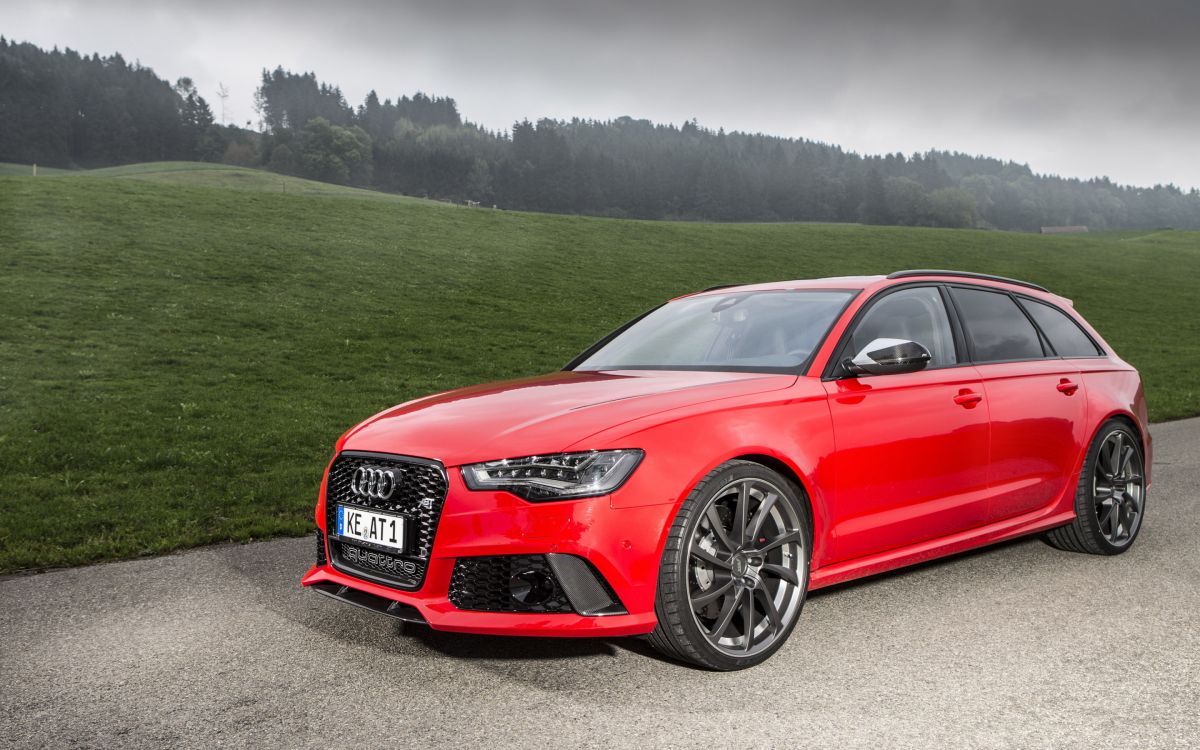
336;505;406;553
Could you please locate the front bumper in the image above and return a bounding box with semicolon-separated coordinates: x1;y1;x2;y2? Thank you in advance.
302;467;670;637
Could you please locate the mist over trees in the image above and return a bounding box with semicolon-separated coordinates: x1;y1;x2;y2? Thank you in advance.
252;70;1200;231
0;39;257;167
3;38;1198;231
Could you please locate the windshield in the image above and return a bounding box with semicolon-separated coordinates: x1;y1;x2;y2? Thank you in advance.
572;290;855;373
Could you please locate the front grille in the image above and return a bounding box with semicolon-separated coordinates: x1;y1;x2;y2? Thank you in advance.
449;555;574;613
316;529;328;566
325;451;448;590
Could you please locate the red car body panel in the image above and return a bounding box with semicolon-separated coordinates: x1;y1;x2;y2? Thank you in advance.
820;366;992;563
302;272;1151;636
339;370;798;467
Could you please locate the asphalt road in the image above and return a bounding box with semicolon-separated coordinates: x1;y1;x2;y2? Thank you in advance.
2;420;1198;749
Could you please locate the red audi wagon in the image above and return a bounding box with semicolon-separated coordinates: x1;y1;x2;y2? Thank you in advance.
302;270;1150;669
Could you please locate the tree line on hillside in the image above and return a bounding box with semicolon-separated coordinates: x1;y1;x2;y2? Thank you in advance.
0;38;254;168
3;38;1198;231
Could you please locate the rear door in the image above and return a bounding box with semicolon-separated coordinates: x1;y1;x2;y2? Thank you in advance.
821;285;991;564
947;286;1090;521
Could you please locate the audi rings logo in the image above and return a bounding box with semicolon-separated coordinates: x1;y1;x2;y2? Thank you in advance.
351;466;398;500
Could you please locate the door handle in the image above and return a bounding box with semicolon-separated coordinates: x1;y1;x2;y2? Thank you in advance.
1056;379;1079;395
953;390;983;407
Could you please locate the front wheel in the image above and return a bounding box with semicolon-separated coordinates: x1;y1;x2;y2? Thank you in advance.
1044;419;1147;555
647;461;812;670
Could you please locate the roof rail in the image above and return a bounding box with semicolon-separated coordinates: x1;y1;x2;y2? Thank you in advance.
886;269;1049;293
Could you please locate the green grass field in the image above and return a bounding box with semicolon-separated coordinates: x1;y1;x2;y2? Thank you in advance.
2;160;447;202
0;162;70;176
1;162;1198;573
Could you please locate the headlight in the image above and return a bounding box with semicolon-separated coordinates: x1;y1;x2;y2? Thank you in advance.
461;449;644;501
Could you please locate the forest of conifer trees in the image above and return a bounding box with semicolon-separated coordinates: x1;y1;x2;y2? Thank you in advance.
3;38;1198;231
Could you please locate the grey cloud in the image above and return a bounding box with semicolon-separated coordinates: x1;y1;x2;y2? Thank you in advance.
1;0;1196;187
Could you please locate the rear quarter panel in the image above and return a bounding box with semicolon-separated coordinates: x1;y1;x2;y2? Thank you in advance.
1077;361;1152;484
1061;302;1152;482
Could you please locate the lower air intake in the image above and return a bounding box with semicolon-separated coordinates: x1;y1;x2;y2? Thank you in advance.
449;554;625;616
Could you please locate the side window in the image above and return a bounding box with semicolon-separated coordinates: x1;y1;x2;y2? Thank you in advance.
1018;298;1103;357
950;287;1044;362
846;287;957;367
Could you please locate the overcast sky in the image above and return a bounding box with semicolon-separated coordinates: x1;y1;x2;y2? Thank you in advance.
4;0;1197;188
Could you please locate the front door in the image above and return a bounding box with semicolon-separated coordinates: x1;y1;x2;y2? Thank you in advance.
821;286;991;564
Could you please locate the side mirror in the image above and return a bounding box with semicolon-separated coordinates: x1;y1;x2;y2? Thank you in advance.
842;338;932;376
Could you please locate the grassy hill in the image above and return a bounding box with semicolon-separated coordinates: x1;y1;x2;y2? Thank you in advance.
0;162;70;176
2;160;446;202
1;163;1197;573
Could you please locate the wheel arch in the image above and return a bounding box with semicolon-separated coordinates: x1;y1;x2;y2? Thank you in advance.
726;451;825;557
645;452;819;668
731;452;812;503
1104;410;1143;440
1097;409;1150;483
631;446;830;604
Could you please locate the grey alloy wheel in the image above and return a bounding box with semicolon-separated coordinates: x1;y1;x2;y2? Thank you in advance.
686;476;807;657
1044;419;1147;556
648;461;811;670
1092;428;1145;547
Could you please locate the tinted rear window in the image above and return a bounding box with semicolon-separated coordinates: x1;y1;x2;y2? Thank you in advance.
1019;298;1102;357
950;287;1045;362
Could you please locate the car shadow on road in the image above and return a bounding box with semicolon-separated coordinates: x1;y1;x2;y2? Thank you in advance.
402;536;1043;670
216;538;632;663
400;624;626;661
220;531;1047;669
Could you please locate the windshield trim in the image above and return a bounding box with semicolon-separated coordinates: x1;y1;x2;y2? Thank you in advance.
564;289;860;376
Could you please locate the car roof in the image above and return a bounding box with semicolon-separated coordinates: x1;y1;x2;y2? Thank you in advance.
677;276;885;299
681;271;1074;306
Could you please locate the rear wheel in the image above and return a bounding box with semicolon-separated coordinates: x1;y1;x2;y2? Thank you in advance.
1044;419;1146;555
647;461;811;670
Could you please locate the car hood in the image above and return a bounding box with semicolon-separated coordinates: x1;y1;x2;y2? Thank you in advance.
339;369;796;466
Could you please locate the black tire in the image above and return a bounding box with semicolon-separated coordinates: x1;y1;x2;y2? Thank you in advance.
647;460;812;670
1043;418;1147;555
